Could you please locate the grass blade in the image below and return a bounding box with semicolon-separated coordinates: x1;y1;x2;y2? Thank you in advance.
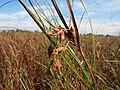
51;0;69;29
0;0;15;8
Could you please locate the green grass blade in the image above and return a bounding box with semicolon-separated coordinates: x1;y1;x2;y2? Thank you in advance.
43;0;59;26
0;0;15;8
61;54;86;85
67;45;90;81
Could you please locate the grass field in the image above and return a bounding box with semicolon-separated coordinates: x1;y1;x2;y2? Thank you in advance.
0;31;119;90
0;0;120;89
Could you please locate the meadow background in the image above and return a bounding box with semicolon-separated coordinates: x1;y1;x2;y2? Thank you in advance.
0;0;120;90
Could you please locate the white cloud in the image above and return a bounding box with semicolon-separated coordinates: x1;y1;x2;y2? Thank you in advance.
0;13;119;35
0;13;16;20
73;1;83;10
0;18;39;31
91;0;120;13
59;2;65;8
13;11;28;17
0;10;39;31
104;0;120;10
78;21;120;35
0;4;57;31
0;11;28;21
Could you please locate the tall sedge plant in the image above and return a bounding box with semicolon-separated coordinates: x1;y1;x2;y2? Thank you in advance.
18;0;97;89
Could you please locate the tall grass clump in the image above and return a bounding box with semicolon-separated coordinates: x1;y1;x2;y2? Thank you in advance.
0;0;120;90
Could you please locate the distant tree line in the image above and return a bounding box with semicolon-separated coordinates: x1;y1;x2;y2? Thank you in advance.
1;29;38;33
1;29;115;37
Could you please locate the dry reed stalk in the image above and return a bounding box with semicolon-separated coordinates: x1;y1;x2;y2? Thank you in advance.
66;0;98;89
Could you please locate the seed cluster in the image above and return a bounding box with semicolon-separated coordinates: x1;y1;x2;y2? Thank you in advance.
47;25;75;73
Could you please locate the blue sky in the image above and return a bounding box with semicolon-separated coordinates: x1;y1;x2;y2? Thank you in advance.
0;0;120;35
